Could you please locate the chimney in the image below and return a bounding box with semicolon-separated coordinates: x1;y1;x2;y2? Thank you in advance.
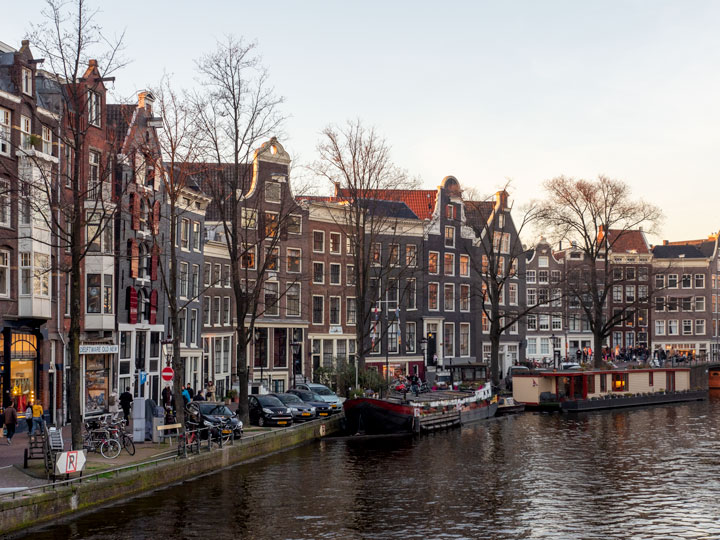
558;241;563;250
138;90;154;113
663;240;669;246
88;59;98;68
495;190;508;210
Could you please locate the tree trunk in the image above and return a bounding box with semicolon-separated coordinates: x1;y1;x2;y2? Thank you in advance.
236;329;249;424
490;317;501;388
69;254;83;449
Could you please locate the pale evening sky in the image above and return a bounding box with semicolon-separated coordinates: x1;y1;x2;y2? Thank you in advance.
3;1;719;246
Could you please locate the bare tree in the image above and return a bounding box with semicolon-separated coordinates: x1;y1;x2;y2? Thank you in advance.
193;36;292;424
465;185;541;387
536;175;662;368
312;120;419;373
26;0;127;449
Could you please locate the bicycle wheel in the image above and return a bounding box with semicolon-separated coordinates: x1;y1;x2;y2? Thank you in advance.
100;439;121;459
122;434;136;456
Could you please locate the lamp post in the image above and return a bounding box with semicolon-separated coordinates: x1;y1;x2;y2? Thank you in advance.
290;341;301;389
420;338;428;376
551;333;557;369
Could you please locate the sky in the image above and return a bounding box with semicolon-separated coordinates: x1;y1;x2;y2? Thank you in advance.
3;1;719;245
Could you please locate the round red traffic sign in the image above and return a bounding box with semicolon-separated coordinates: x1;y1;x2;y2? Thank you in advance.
161;366;174;382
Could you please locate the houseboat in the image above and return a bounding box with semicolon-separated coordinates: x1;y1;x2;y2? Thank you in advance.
343;382;497;435
512;367;705;412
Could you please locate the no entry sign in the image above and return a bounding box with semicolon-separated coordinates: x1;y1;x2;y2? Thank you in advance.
161;366;174;382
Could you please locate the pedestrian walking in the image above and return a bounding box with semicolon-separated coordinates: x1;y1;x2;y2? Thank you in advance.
31;402;44;435
25;405;33;433
119;387;133;421
185;383;195;400
182;386;191;405
205;381;214;401
3;403;17;445
162;385;173;407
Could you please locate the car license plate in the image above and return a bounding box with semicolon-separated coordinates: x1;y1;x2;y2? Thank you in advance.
331;405;338;408
301;412;310;416
222;429;232;434
277;421;287;425
319;412;328;416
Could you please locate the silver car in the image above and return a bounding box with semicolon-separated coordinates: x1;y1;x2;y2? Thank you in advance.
295;383;343;413
271;393;317;422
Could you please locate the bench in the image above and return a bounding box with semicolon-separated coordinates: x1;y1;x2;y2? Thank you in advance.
156;423;182;444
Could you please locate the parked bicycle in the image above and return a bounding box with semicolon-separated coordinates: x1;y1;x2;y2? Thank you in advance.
105;416;136;456
82;423;121;459
177;420;201;457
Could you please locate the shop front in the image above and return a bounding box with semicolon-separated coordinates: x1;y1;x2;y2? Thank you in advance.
1;330;42;414
80;344;117;417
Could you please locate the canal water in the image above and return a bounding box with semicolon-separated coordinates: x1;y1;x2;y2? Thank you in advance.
25;393;720;540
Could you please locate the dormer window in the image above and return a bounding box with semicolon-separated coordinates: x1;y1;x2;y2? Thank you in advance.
22;68;32;95
88;90;101;127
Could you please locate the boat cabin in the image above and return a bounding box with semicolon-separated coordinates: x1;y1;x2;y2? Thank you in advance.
512;368;691;406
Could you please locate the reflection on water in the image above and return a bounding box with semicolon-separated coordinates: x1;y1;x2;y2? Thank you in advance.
24;394;720;540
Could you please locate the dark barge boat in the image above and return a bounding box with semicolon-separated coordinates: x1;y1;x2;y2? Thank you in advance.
343;383;497;435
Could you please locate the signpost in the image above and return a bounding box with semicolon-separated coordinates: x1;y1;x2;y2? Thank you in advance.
55;450;86;475
162;366;174;382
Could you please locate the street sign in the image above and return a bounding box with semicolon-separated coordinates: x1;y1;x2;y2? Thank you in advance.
161;366;174;382
55;450;86;474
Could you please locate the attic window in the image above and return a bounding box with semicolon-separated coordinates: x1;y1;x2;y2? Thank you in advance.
22;68;32;95
88;90;101;127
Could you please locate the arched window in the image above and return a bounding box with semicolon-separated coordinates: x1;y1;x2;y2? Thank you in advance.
139;198;148;231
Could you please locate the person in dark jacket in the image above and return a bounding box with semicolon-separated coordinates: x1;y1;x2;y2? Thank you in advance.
4;403;17;444
185;384;195;400
119;388;133;421
192;390;205;401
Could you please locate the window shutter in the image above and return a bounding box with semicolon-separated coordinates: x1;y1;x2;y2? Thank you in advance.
131;193;140;230
128;287;138;324
152;200;160;235
149;289;158;324
151;245;159;281
128;239;139;278
453;205;458;220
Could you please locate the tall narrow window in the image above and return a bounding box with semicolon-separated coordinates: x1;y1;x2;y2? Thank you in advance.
103;274;113;313
329;297;341;325
20;115;31;150
88;90;101;127
0;108;10;155
264;282;279;316
34;253;50;297
0;179;10;227
0;250;8;297
88;151;100;197
41;126;52;155
286;283;300;316
87;274;101;313
22;68;32;95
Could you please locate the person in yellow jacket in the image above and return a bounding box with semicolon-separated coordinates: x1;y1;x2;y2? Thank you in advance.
30;402;44;436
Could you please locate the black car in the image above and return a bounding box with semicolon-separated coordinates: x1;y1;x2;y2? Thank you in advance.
287;389;333;417
271;393;317;422
248;395;293;427
185;401;243;438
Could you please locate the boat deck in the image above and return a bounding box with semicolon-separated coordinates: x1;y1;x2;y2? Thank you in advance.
387;390;475;404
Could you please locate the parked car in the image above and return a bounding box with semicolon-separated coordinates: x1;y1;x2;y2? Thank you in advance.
248;395;293;427
271;393;317;422
560;362;582;370
506;365;530;392
294;383;343;412
287;389;333;417
185;401;243;438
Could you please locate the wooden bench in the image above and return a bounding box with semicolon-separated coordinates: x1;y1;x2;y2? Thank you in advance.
156;423;182;444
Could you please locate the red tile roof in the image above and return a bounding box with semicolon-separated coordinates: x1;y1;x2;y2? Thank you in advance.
335;188;437;220
600;229;650;254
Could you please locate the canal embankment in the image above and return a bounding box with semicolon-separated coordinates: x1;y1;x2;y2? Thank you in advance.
0;415;343;536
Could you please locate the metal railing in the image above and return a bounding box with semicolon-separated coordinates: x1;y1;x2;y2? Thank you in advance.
0;415;336;501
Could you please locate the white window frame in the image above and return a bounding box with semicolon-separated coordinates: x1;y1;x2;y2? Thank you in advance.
444;252;455;276
329;296;341;325
459;254;469;277
0;249;9;298
313;230;325;253
460;283;470;312
655;320;665;336
682;319;693;335
287;248;302;273
312;295;324;325
20;115;31;150
428;251;439;275
428;282;439;311
329;232;341;254
329;263;341;285
286;282;301;317
22;68;32;95
313;261;324;285
346;297;356;325
443;283;455;312
0;108;10;155
88;90;101;127
459;323;470;357
0;179;10;227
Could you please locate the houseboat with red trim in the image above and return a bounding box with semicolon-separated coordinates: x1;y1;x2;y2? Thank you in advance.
343;383;497;435
512;367;705;411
